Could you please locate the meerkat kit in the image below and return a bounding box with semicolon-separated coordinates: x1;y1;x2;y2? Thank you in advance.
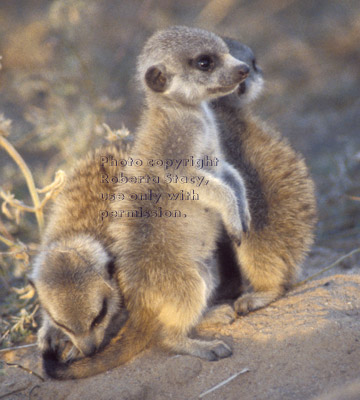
31;25;316;380
212;38;317;311
30;145;130;361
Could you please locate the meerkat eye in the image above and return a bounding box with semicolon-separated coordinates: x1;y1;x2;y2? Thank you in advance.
52;319;75;335
91;299;107;329
195;55;214;71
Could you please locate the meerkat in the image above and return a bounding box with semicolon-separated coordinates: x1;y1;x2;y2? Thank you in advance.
30;144;132;363
212;38;317;313
43;26;252;380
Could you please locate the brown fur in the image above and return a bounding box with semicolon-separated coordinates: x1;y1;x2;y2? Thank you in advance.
31;143;153;378
42;26;251;379
107;26;250;359
212;38;317;313
35;35;317;380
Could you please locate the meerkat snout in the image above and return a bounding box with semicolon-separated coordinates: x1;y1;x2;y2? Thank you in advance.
235;63;250;81
213;54;250;93
222;38;264;105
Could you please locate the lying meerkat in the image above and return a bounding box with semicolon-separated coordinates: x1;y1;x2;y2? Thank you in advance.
43;25;251;379
30;145;131;362
212;38;317;313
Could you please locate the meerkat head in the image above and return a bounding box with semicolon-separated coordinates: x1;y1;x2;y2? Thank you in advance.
212;38;264;108
31;235;124;357
137;26;250;106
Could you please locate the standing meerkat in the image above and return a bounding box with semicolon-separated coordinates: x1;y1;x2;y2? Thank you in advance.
212;38;317;313
44;25;251;379
30;145;131;362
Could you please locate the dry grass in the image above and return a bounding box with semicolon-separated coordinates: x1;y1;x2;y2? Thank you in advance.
0;115;67;348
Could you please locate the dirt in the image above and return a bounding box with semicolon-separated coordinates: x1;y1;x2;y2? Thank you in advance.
2;270;360;400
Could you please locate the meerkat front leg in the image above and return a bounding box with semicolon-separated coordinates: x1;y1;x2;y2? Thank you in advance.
161;335;232;361
220;161;251;234
198;173;246;244
169;171;247;244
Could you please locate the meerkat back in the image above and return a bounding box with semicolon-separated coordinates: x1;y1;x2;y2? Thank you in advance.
212;38;317;313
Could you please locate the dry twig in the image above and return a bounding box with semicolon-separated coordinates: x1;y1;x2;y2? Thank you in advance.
0;116;66;234
199;368;250;398
294;248;360;287
0;233;15;248
0;217;14;241
102;123;131;142
0;343;37;353
12;283;36;300
10;304;39;332
0;121;44;230
0;171;66;226
2;361;44;382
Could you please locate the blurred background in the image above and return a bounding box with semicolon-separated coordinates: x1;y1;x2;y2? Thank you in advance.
0;0;359;347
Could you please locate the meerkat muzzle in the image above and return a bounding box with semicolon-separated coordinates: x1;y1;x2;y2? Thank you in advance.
234;63;250;82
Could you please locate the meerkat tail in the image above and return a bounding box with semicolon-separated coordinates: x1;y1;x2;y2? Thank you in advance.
43;316;156;380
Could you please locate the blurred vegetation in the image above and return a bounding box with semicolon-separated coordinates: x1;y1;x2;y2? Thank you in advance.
0;0;359;347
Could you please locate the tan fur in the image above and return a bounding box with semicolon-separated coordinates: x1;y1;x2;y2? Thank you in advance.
108;26;250;359
42;26;251;379
212;38;317;314
31;144;132;362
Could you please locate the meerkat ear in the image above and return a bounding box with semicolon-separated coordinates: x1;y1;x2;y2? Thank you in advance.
145;64;169;93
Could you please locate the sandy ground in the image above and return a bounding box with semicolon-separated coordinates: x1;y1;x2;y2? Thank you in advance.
1;248;360;400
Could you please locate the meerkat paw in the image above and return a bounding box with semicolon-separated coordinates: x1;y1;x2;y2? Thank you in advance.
38;325;74;360
38;325;62;353
240;205;251;234
234;291;279;315
225;217;243;246
63;344;81;362
197;340;233;361
234;188;251;235
196;304;235;330
162;336;232;361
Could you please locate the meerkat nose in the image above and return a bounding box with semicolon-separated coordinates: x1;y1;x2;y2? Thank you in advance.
236;63;250;81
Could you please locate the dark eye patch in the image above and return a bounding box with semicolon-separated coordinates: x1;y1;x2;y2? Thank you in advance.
44;306;75;335
52;319;75;335
195;54;214;71
189;54;216;72
91;299;107;329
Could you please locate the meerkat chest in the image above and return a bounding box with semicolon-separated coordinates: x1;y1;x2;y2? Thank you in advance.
199;102;222;165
